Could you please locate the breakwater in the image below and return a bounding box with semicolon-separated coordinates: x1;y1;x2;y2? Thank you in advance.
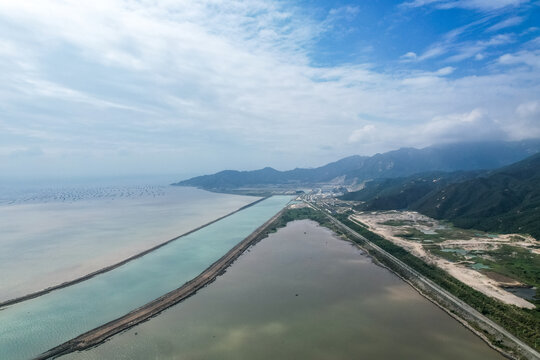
0;196;291;360
37;206;287;359
0;197;268;309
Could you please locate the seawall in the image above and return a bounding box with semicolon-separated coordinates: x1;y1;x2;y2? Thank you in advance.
0;196;268;310
35;205;287;359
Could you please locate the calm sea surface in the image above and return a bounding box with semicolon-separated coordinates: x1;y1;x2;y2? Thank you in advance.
0;196;291;360
63;220;503;360
0;184;257;301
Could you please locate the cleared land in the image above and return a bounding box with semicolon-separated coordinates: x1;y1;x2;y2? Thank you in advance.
351;211;538;309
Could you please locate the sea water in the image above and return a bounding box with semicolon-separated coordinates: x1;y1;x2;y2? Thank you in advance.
0;196;291;360
0;182;257;302
63;220;504;360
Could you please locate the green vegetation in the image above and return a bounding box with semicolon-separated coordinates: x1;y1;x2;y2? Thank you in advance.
342;153;540;240
261;207;344;240
435;226;477;240
414;153;540;240
341;170;482;207
396;227;439;241
263;206;540;351
480;245;540;291
429;247;469;262
428;243;539;296
380;219;415;226
394;224;475;242
332;212;540;352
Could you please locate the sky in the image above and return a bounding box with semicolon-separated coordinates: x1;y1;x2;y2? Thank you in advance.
1;0;539;179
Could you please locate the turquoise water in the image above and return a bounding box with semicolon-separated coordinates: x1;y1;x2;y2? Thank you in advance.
62;220;503;360
0;196;291;360
0;185;257;302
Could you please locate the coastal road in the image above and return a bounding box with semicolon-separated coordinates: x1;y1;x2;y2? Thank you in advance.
306;200;540;360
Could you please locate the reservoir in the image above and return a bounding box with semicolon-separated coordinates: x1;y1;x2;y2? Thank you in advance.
63;220;503;360
0;196;291;360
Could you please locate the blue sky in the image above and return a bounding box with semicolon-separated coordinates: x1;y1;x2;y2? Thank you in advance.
1;0;539;179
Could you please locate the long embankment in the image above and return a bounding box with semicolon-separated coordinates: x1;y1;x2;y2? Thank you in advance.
0;196;268;310
35;205;288;360
306;202;539;360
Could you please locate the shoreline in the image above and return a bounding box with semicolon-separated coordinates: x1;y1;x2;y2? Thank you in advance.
14;201;536;359
0;196;268;310
303;217;516;359
319;209;539;360
34;205;287;359
344;237;516;359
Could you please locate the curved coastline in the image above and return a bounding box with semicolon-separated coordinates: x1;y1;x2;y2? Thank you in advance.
0;196;268;310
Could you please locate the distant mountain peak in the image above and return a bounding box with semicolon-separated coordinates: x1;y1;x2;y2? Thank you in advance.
172;139;540;191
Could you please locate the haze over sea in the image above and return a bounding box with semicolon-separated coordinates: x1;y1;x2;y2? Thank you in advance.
0;176;257;302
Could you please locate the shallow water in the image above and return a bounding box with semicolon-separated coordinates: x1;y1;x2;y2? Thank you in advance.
63;220;504;360
0;196;291;360
504;286;537;301
0;185;257;301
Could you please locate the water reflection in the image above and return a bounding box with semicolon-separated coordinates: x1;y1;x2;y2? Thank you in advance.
63;220;503;360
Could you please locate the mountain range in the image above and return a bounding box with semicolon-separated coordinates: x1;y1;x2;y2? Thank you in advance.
413;153;540;238
174;139;540;190
174;139;540;238
342;152;540;239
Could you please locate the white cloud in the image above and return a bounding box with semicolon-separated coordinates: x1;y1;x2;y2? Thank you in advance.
346;109;510;152
516;100;539;117
521;27;540;35
455;0;529;10
401;51;418;61
509;100;540;139
435;66;455;75
418;44;449;61
401;0;529;10
348;124;376;143
400;67;454;87
498;50;540;67
487;16;525;32
420;109;507;142
414;20;489;62
0;0;539;176
419;31;514;63
446;34;514;62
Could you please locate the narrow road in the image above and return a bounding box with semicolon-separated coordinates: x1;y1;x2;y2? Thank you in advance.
307;200;539;360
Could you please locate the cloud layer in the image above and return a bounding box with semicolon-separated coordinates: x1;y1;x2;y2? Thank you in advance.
0;0;539;177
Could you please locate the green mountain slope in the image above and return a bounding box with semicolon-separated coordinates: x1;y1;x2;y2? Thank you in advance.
413;153;540;239
341;170;483;210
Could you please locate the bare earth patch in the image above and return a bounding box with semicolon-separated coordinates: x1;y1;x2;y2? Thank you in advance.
351;211;536;309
